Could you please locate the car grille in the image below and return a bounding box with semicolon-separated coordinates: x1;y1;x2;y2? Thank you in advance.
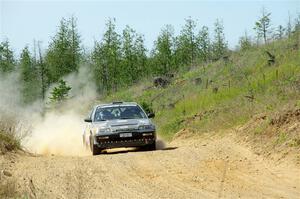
115;128;136;132
96;131;155;142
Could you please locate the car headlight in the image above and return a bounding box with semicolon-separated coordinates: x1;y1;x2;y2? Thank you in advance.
142;132;153;136
97;128;111;134
138;125;154;130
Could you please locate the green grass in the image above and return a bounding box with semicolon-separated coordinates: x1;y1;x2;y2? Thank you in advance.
103;36;300;141
0;117;22;154
289;138;300;147
0;131;20;153
275;131;288;145
254;120;269;135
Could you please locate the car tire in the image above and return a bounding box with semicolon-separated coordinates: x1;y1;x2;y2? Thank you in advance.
141;142;156;151
90;136;103;155
148;142;156;151
91;144;102;155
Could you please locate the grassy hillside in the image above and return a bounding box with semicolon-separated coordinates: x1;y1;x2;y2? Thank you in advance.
102;36;300;141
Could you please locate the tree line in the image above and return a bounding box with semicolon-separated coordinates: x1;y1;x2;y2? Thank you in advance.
0;9;299;104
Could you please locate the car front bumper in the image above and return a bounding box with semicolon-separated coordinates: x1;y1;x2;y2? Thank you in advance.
94;131;156;149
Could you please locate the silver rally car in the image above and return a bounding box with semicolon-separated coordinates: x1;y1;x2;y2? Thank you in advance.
83;102;156;155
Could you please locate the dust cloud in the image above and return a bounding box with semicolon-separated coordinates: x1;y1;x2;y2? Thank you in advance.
156;139;166;150
0;66;98;156
25;111;89;156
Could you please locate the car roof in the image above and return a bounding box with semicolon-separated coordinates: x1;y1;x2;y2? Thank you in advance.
95;102;138;109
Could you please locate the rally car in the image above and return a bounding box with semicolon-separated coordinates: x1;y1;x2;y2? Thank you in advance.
83;102;156;155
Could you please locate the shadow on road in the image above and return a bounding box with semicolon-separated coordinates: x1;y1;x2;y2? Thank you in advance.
160;146;178;151
99;145;178;155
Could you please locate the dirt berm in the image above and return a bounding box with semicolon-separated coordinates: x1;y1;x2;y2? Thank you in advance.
1;130;299;199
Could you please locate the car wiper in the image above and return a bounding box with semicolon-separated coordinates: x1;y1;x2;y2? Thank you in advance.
120;117;132;119
97;119;107;121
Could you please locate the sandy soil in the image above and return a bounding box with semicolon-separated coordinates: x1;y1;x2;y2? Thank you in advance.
2;133;300;199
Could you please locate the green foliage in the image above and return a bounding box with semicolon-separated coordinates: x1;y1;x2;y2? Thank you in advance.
92;19;149;93
254;7;272;44
0;131;20;153
45;16;82;84
275;131;288;145
101;34;300;140
92;18;122;93
239;31;252;51
212;19;228;60
254;120;269;135
0;118;21;153
2;12;300;143
197;26;211;62
19;46;41;104
293;13;300;33
175;17;198;66
289;138;300;147
286;14;293;37
0;40;15;73
140;101;154;114
49;80;71;103
274;25;285;40
151;25;176;75
121;25;147;83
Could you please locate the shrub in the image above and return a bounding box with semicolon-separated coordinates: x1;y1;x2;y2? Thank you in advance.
0;116;23;153
140;101;154;114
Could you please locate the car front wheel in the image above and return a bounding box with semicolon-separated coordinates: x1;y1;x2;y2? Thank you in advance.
141;142;156;151
90;136;103;155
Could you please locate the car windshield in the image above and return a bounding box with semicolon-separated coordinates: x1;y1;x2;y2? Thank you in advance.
94;105;147;121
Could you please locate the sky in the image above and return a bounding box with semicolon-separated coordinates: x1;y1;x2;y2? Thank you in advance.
0;0;299;56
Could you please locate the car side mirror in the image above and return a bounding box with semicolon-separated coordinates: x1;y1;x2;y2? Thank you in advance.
84;118;92;123
147;112;155;118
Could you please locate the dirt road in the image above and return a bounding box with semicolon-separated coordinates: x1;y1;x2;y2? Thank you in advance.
4;133;300;199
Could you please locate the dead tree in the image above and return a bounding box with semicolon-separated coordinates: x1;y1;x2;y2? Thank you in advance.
244;94;255;102
153;77;170;88
193;77;202;85
265;51;275;65
212;87;218;93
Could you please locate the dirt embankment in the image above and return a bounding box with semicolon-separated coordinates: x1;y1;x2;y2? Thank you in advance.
236;108;300;165
0;132;299;199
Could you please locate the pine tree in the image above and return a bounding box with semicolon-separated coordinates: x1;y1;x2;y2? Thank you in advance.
239;31;252;50
294;13;300;33
45;17;81;84
293;13;300;45
254;7;272;44
212;19;227;60
197;26;211;62
69;16;81;71
120;26;147;84
49;79;71;103
19;46;41;103
274;25;285;40
0;40;15;73
121;25;135;83
92;18;121;93
37;41;48;100
175;17;198;66
286;13;292;37
152;25;175;75
132;34;147;80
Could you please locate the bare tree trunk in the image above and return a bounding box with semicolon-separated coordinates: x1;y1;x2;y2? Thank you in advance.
38;42;46;100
